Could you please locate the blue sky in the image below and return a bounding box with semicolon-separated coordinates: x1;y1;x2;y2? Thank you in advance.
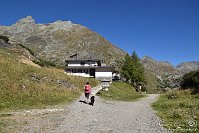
0;0;198;66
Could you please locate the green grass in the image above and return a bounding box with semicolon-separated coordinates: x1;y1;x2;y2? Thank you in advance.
0;48;99;112
97;82;145;101
152;90;199;132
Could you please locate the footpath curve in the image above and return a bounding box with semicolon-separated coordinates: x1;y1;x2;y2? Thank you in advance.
53;87;170;133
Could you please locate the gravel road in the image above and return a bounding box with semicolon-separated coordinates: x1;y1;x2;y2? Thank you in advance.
53;94;170;133
4;86;170;133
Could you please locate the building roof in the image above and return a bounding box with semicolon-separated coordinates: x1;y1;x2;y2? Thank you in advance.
66;59;101;62
65;66;115;70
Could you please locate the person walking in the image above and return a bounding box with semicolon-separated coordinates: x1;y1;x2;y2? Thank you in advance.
84;82;91;103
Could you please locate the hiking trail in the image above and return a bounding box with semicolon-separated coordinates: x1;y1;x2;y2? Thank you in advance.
3;86;170;133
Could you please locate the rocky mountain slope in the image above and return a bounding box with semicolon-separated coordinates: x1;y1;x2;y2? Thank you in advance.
141;56;199;75
0;16;126;66
141;56;199;89
141;56;178;76
176;61;199;74
1;16;198;90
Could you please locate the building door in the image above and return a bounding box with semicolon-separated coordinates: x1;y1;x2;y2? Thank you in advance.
90;69;95;77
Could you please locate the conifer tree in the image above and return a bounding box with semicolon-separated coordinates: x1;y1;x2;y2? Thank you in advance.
121;51;146;89
131;51;146;86
121;54;133;83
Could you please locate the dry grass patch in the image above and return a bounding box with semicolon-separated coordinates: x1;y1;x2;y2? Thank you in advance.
152;90;199;132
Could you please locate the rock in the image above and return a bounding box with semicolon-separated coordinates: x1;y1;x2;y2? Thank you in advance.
0;39;14;48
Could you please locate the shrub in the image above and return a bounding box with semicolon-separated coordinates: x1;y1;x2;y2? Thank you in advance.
181;70;199;94
18;44;34;56
0;35;9;43
33;59;56;67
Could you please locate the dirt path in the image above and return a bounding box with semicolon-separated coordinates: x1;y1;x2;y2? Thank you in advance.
53;94;170;133
2;88;170;133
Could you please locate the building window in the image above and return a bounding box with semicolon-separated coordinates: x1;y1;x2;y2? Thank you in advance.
67;69;72;73
84;69;88;74
72;69;77;73
77;69;83;73
81;62;85;65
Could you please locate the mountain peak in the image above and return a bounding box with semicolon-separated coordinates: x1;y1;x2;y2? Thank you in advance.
49;20;76;31
142;56;155;62
52;20;74;26
15;16;35;25
0;16;126;66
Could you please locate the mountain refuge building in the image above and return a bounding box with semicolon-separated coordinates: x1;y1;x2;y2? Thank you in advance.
65;58;115;87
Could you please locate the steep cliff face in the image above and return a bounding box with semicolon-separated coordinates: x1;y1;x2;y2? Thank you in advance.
0;16;126;66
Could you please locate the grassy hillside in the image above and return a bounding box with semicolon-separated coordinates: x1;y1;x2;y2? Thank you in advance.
0;48;99;112
152;90;199;132
97;82;145;101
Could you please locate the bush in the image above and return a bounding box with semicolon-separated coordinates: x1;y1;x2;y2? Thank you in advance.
181;70;199;94
0;35;9;43
33;59;56;67
18;44;34;56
